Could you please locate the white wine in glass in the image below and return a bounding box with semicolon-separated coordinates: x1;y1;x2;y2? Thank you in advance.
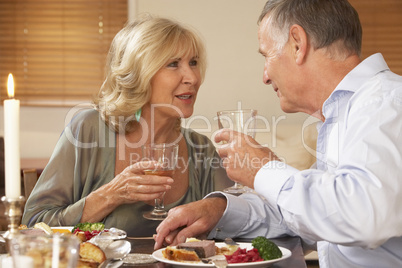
142;143;179;220
217;109;257;195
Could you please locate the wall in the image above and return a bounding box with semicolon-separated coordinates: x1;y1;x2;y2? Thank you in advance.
0;0;315;163
132;0;309;122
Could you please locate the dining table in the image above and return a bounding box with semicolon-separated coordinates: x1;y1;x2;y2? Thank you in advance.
0;233;307;267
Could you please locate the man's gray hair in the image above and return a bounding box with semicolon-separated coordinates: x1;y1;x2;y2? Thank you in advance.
258;0;362;58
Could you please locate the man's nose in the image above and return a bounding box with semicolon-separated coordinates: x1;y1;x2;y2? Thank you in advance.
263;68;271;85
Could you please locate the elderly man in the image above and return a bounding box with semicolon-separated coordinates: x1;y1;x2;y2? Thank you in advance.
154;0;402;267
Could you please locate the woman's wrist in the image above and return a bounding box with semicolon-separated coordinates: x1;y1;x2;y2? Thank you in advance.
82;185;117;222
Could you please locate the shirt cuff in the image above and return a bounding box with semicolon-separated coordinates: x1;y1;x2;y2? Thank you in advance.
204;192;252;239
254;161;299;209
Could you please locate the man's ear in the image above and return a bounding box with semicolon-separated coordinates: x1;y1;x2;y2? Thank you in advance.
289;24;308;65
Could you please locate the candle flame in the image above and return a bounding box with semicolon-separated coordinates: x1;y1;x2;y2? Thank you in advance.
7;73;15;98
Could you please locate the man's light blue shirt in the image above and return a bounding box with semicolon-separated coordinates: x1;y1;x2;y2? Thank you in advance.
207;54;402;267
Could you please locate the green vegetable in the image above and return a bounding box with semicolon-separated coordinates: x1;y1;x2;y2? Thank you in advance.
251;236;282;260
72;222;105;233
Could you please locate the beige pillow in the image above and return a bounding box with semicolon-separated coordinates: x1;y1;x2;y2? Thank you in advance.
256;123;317;170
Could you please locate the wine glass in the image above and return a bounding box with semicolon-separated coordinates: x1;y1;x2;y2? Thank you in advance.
142;143;179;220
217;109;257;195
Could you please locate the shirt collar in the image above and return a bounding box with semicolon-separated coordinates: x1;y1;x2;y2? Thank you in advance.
335;53;389;93
322;53;389;118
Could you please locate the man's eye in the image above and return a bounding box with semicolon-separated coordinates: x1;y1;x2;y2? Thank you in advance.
189;59;198;66
167;61;179;67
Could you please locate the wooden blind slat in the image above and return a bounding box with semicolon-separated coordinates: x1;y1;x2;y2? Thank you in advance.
349;0;402;75
0;0;127;106
1;1;400;106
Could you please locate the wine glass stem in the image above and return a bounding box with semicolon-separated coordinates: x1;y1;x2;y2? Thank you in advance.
234;182;242;188
154;192;166;211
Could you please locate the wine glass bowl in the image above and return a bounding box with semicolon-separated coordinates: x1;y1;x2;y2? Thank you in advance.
217;109;257;195
142;143;179;220
217;109;257;138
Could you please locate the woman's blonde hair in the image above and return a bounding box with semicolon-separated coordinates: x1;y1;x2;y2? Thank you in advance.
94;15;207;133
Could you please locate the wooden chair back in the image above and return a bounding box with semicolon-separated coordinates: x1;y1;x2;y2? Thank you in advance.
23;169;38;199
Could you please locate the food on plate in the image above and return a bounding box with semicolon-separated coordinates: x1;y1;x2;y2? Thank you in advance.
18;222;112;267
72;222;105;233
79;242;107;264
162;239;233;262
18;224;28;230
19;222;72;235
225;247;263;263
185;237;201;242
177;240;216;258
251;236;282;260
76;260;99;268
72;222;106;242
52;227;73;234
18;226;46;235
33;222;53;235
163;246;201;261
18;222;52;235
161;237;283;264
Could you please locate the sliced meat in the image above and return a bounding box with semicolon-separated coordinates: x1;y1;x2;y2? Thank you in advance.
177;240;216;258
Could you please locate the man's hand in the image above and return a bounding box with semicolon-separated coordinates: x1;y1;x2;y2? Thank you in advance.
154;197;227;250
215;129;279;188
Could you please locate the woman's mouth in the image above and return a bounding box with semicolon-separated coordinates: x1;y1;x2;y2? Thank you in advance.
176;94;192;100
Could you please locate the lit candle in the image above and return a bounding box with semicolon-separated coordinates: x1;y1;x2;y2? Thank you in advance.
4;73;21;198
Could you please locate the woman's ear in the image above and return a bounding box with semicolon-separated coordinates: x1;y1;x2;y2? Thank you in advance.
289;24;307;65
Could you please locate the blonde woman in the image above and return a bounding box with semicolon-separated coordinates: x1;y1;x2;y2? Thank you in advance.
22;16;232;236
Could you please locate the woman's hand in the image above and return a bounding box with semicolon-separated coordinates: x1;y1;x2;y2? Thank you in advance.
81;161;174;222
106;161;174;205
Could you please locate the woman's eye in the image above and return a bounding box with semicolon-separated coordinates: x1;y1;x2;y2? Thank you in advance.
189;59;198;66
167;61;179;67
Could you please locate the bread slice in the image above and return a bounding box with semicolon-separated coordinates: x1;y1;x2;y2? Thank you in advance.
79;242;106;264
76;259;99;268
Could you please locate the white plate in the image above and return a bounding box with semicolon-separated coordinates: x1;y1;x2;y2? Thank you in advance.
152;242;291;267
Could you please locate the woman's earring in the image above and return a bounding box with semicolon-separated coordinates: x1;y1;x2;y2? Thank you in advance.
135;108;142;122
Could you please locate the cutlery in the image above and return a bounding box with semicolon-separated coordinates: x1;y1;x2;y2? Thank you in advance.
224;237;239;246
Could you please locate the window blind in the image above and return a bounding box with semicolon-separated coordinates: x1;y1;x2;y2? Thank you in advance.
349;0;402;75
0;0;127;106
0;1;400;107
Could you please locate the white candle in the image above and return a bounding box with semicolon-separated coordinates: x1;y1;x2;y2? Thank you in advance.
4;73;21;198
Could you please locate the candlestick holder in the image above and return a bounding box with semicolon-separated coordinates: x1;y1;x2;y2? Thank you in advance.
1;196;25;245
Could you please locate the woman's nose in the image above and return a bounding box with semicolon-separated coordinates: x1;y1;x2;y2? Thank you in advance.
182;66;199;85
